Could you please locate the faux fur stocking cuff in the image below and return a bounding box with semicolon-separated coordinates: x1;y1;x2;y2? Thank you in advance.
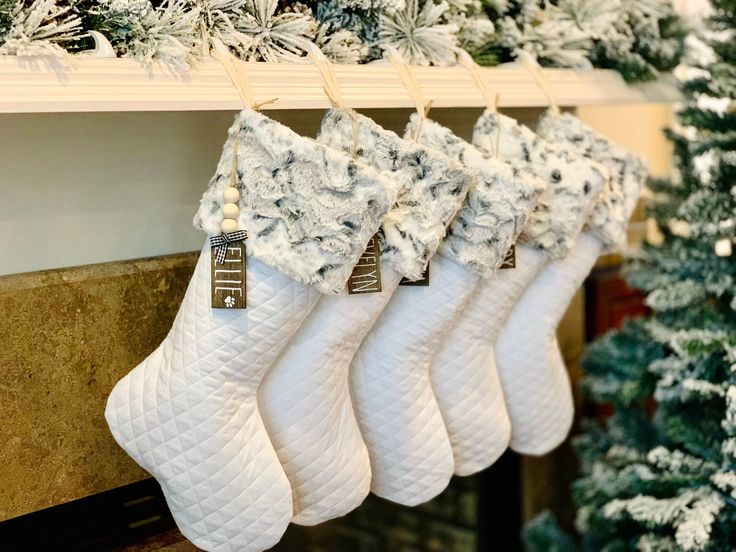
406;114;546;277
536;110;649;250
194;110;397;295
472;110;608;259
317;108;473;281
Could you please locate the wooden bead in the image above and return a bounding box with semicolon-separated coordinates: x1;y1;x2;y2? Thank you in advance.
222;203;240;219
223;187;240;203
220;218;238;234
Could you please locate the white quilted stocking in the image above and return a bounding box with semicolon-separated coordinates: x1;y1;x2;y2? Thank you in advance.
349;115;545;506
260;268;402;525
432;245;548;475
106;110;396;552
259;109;472;524
496;232;604;455
350;254;479;505
430;110;609;475
106;244;320;552
493;109;649;456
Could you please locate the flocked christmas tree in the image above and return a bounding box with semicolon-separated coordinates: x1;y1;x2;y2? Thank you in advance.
524;1;736;550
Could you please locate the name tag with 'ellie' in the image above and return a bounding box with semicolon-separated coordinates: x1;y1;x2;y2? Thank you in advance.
211;241;247;309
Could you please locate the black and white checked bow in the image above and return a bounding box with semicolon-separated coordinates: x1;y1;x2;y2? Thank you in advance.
210;230;248;264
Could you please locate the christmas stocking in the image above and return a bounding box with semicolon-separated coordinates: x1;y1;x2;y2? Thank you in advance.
105;110;396;552
429;110;609;476
259;108;472;525
495;110;648;456
536;111;649;246
350;114;545;506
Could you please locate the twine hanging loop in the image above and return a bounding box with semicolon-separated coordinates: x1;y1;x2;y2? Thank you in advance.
385;47;433;140
306;43;346;109
210;38;277;111
305;43;362;159
457;50;499;113
516;50;560;115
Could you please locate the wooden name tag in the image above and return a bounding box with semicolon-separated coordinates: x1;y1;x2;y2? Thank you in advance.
500;244;516;269
211;241;247;309
348;235;382;294
400;264;430;286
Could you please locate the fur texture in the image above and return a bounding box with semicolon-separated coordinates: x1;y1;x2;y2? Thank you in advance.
536;110;649;249
405;114;546;276
317;108;473;280
472;110;609;259
194;109;397;294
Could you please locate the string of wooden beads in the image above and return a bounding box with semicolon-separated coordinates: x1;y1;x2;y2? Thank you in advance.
221;136;242;234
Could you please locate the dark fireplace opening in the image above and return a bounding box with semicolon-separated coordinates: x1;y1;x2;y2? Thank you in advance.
0;452;522;552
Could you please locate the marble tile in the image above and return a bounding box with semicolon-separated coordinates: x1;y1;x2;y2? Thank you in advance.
0;252;197;520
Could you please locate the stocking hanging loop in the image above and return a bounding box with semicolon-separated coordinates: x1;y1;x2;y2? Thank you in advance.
305;43;345;109
385;47;433;125
516;50;560;115
210;38;277;111
306;43;362;159
457;50;499;113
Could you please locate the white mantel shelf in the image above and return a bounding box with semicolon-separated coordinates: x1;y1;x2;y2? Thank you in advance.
0;57;681;113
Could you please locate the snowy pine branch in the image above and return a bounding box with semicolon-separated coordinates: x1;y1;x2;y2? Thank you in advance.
0;0;687;81
0;0;82;56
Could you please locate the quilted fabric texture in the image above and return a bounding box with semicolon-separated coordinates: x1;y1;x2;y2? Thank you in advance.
405;114;546;276
536;110;648;251
193;109;397;294
106;246;321;552
258;110;473;525
260;268;402;525
351;254;479;505
431;245;549;475
472;109;608;259
496;233;604;455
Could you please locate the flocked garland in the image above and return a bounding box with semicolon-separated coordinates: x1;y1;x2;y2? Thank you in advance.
0;0;686;81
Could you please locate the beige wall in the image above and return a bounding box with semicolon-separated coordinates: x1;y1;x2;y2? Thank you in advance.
577;103;673;178
0;111;234;276
2;105;669;277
